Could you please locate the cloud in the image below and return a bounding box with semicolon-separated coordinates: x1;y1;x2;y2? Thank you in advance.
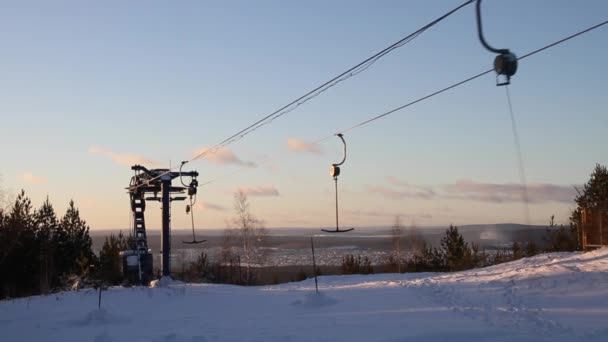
192;146;256;167
88;146;159;167
286;138;322;155
387;176;408;187
346;209;396;218
443;180;578;204
368;176;576;204
366;185;436;200
20;173;47;185
199;201;228;212
234;185;280;197
346;209;432;220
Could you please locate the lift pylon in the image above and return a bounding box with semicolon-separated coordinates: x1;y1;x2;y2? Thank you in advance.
122;164;199;284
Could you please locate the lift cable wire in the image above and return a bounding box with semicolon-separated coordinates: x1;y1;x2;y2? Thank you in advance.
187;0;475;162
505;85;531;224
126;1;476;191
197;19;608;187
339;19;608;134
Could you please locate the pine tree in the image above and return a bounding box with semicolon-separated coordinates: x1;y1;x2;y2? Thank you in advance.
34;197;58;293
545;215;578;252
58;200;95;277
1;191;38;297
440;225;469;271
511;241;523;260
524;241;538;257
571;164;608;225
99;232;130;284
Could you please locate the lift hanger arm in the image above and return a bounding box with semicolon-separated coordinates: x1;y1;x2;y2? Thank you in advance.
475;0;508;54
333;133;347;167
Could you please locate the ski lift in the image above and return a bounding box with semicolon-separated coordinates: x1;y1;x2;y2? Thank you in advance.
180;161;206;244
322;134;354;233
476;0;517;86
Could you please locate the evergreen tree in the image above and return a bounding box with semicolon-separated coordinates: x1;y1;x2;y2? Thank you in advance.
0;191;38;297
571;164;608;224
545;215;578;252
57;200;95;277
524;241;538;257
99;232;130;284
511;241;523;260
34;197;58;293
411;245;444;272
0;192;96;298
341;254;374;275
440;225;469;271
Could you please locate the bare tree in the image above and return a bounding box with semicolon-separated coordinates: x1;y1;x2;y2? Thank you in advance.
390;216;404;273
216;228;240;284
405;221;426;256
0;175;11;212
229;190;268;285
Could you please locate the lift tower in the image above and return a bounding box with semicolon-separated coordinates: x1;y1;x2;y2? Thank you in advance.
124;164;199;283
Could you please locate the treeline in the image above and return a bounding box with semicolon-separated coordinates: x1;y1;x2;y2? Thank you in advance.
344;221;579;275
0;191;95;299
384;225;539;273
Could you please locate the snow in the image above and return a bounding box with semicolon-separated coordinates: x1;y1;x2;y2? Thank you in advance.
150;277;185;288
1;248;608;342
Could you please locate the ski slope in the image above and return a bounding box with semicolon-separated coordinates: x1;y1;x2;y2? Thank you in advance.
1;248;607;342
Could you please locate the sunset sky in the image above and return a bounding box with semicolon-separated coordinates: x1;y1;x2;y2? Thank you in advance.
1;0;607;230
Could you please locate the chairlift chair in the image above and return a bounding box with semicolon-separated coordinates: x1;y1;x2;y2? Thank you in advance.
322;134;354;233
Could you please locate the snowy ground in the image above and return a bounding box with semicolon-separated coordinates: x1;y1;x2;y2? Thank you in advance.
2;249;607;342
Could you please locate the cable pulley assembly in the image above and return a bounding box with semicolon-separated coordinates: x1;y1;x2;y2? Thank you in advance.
322;134;354;233
180;161;206;245
476;0;517;86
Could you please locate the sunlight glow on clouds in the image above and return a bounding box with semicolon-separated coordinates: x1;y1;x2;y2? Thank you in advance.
368;177;577;204
196;201;228;212
444;180;578;204
192;147;256;167
88;146;159;167
20;173;47;185
367;177;437;199
286;138;322;154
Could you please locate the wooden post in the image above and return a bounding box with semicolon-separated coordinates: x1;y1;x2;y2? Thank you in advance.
600;210;604;246
310;237;319;294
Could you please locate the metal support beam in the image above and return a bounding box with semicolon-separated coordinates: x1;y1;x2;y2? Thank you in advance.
161;177;172;277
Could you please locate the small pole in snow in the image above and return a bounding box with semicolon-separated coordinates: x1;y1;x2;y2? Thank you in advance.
98;285;102;309
310;237;319;294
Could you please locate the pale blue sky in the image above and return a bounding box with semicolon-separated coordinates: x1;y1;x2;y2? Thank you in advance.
1;0;607;229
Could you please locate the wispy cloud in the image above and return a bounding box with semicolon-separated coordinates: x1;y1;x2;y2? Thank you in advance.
346;209;433;220
192;147;256;168
346;209;397;218
286;138;322;155
88;146;159;167
368;176;576;204
234;185;280;197
443;180;577;204
366;177;436;200
200;201;228;212
20;173;47;185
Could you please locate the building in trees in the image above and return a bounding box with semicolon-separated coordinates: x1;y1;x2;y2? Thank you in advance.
573;164;608;250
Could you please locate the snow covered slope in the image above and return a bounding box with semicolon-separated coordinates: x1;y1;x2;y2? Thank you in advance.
1;248;607;342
